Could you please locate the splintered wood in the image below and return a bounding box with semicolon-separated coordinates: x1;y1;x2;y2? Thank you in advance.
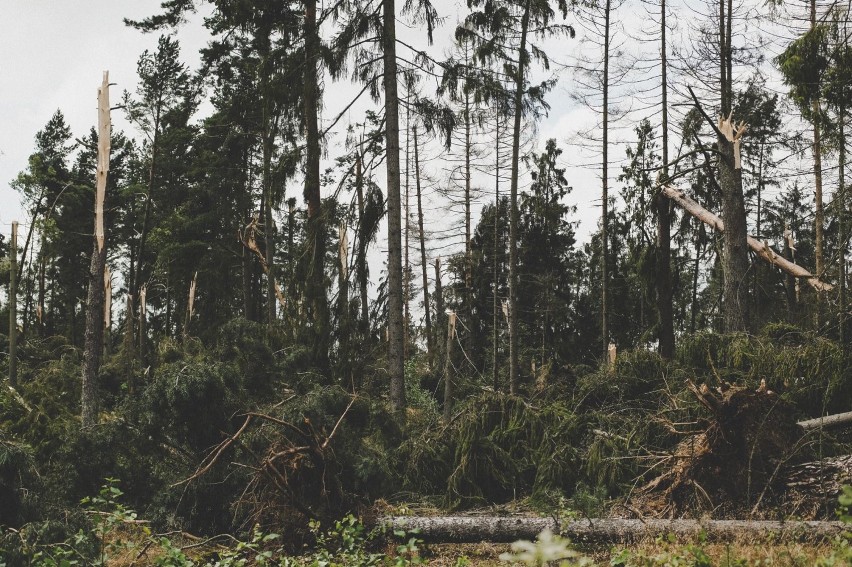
718;113;747;170
96;71;110;252
662;186;832;292
240;217;287;309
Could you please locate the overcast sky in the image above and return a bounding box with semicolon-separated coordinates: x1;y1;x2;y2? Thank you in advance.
0;0;631;250
0;1;210;234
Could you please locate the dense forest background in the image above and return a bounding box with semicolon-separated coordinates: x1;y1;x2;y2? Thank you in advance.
1;0;852;561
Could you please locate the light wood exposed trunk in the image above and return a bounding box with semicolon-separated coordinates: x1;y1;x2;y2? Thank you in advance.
81;72;110;429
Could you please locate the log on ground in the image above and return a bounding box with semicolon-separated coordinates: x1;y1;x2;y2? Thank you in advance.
380;516;846;544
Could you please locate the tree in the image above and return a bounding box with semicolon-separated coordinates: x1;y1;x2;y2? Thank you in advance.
81;74;111;429
459;0;572;392
122;35;195;314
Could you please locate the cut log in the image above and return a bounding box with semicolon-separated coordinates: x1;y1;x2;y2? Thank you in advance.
798;411;852;430
380;516;845;543
662;186;832;292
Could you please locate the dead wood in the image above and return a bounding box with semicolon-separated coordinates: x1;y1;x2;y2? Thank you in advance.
798;411;852;431
380;515;845;543
632;381;813;518
662;186;832;292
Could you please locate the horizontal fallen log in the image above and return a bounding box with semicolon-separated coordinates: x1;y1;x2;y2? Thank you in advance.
798;411;852;430
662;186;832;292
381;516;846;544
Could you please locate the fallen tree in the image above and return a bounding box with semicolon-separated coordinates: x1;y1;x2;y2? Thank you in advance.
662;185;832;292
798;411;852;431
380;515;846;543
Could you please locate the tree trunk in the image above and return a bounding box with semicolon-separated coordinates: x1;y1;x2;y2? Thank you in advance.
601;0;611;360
493;110;501;391
656;0;674;358
404;103;411;361
442;312;456;423
414;127;433;366
508;0;532;393
380;516;845;544
434;258;444;345
662;186;831;292
81;73;110;429
356;154;369;332
262;98;277;327
9;222;18;387
811;0;825;289
304;0;328;368
384;0;406;410
838;102;846;346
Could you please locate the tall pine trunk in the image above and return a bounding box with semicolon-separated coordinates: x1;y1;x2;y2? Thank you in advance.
509;0;532;393
718;0;749;332
82;74;110;429
414;127;434;366
304;0;329;368
656;0;674;358
384;0;406;410
601;0;611;360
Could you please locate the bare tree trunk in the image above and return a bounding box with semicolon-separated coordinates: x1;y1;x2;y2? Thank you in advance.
404;103;411;361
384;0;406;410
304;0;328;368
356;154;369;331
508;0;532;393
663;186;831;291
435;258;444;344
838;102;846;346
414;127;433;366
601;0;611;361
811;0;825;290
656;0;674;358
380;516;846;544
443;312;456;423
493;110;501;391
9;222;18;387
262;99;276;327
81;73;110;429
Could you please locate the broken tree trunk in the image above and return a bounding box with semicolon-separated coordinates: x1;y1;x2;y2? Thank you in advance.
798;411;852;431
81;72;110;429
662;186;832;292
380;516;845;543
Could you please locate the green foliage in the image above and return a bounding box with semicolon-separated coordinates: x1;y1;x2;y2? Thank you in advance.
675;329;851;416
499;529;588;566
402;392;581;507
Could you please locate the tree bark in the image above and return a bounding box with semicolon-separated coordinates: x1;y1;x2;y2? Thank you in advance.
508;0;532;393
601;0;611;360
798;411;852;430
81;73;110;429
304;0;328;368
380;516;845;544
356;154;370;332
384;0;406;410
662;186;832;292
414;127;433;365
9;222;18;387
442;312;456;423
493;110;501;391
656;0;674;358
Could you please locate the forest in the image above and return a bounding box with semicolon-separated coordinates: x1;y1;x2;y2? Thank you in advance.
1;0;852;564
